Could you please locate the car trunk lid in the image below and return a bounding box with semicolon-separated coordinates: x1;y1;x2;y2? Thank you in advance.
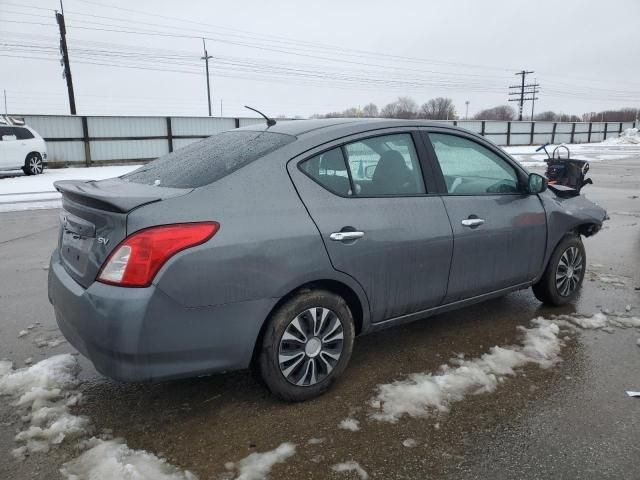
55;178;192;288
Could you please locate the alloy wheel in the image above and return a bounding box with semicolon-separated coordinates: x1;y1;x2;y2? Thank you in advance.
278;307;344;386
29;155;43;174
555;246;583;296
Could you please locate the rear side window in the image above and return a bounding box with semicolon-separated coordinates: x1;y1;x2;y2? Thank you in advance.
300;133;426;196
13;127;34;140
0;126;15;139
343;134;425;195
122;130;295;188
300;148;351;196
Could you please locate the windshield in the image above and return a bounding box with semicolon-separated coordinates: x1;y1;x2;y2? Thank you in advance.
121;130;295;188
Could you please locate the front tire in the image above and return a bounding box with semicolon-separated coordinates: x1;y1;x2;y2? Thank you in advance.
23;153;43;175
533;235;586;306
258;289;355;401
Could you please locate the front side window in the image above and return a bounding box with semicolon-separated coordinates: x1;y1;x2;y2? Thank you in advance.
428;133;519;194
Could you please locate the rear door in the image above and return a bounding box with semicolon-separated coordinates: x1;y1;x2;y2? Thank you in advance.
423;129;547;303
288;130;453;323
0;126;20;169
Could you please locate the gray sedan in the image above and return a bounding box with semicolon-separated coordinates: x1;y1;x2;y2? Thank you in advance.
48;119;606;401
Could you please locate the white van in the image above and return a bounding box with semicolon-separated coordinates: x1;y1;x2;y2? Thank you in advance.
0;117;48;175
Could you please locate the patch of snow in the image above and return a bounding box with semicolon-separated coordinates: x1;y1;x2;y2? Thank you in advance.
369;318;562;423
60;438;197;480
0;165;139;212
332;461;369;480
1;355;199;479
555;312;640;330
307;437;324;445
604;128;640;145
338;418;360;431
0;355;89;455
402;438;417;448
18;330;28;338
225;443;295;480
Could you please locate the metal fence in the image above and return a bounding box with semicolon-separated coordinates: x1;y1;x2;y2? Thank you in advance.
13;115;639;167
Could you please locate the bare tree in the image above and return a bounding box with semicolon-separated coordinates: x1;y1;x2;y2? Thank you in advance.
380;97;418;119
361;103;379;117
473;105;515;121
533;111;557;121
420;97;456;120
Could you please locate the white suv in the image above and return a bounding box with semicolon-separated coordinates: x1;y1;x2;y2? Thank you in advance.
0;117;47;175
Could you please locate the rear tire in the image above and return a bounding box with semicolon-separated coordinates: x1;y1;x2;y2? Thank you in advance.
258;289;355;401
23;153;43;175
533;235;585;306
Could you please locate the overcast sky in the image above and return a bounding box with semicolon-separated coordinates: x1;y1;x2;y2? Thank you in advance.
1;0;639;118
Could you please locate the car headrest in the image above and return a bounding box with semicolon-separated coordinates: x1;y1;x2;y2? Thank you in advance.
320;149;346;171
372;150;409;182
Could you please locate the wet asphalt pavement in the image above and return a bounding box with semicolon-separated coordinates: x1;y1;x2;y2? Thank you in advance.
1;158;639;480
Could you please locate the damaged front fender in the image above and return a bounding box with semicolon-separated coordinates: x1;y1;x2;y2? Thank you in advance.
539;188;607;270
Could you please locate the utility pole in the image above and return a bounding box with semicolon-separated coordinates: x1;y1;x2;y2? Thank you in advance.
465;100;470;120
3;90;7;116
201;38;213;117
508;70;538;121
55;1;76;115
530;78;538;120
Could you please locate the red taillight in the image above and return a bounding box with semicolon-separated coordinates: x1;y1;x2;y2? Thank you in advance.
97;222;219;287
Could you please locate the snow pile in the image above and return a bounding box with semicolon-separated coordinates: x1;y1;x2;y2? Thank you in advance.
61;438;197;480
369;318;562;423
555;312;640;330
0;354;89;457
338;418;360;431
1;355;198;479
604;128;640;145
332;461;369;479
224;443;295;480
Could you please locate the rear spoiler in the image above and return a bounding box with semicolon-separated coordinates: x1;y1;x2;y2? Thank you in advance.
55;178;191;213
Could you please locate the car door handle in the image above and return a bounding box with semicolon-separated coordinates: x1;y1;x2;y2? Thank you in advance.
461;218;485;227
330;231;364;241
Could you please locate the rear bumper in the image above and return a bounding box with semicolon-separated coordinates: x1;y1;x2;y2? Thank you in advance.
48;249;277;382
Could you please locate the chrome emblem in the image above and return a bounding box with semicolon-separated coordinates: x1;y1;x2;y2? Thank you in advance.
97;237;110;246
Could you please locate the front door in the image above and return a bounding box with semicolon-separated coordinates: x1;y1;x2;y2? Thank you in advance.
424;131;547;303
288;131;453;323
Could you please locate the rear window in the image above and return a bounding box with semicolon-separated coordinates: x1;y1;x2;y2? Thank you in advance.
121;130;295;188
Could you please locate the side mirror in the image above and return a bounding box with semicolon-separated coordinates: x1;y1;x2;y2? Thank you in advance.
527;173;547;194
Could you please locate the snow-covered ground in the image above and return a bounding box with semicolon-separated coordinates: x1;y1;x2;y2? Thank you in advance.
0;165;139;213
502;129;640;167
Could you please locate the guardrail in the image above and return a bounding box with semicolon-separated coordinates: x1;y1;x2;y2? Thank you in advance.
12;115;638;167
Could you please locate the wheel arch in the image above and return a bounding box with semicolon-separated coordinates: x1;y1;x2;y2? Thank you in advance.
25;151;43;162
250;278;368;369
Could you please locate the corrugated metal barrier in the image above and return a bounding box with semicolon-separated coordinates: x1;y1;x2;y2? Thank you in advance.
13;115;638;166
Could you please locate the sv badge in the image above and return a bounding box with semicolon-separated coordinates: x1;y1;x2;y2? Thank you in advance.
97;237;110;246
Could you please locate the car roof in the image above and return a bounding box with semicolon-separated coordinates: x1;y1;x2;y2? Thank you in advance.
238;117;456;138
